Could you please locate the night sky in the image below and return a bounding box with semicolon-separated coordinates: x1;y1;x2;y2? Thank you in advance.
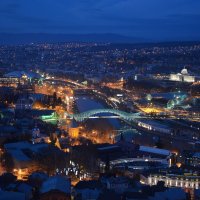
1;0;200;40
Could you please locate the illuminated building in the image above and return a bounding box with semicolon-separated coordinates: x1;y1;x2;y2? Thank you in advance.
103;77;125;89
39;110;58;123
0;77;19;86
68;119;79;138
32;100;45;109
4;71;41;80
4;70;43;85
170;68;195;83
146;174;200;189
146;92;188;110
137;119;172;134
166;93;188;109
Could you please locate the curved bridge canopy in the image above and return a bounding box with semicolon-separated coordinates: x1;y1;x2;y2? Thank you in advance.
65;109;141;122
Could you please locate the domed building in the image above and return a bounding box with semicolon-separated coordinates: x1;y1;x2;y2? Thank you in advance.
170;67;195;83
181;68;188;75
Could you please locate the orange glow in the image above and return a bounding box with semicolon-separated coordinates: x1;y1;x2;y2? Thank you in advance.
32;101;45;109
176;162;182;168
69;127;79;138
139;107;165;113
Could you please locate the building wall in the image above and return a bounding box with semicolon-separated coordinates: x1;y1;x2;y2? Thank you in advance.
147;175;200;190
170;74;182;82
183;75;195;83
138;121;171;134
170;74;195;83
69;127;79;138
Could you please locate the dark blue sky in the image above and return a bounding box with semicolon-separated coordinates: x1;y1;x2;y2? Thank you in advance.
1;0;200;40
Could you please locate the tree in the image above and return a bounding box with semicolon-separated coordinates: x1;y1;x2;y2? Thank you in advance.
105;154;110;173
0;173;16;189
53;92;57;107
155;138;163;149
37;145;67;175
50;133;57;145
2;152;14;173
57;97;62;105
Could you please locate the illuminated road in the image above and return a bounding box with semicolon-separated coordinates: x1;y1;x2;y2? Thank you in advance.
45;78;119;109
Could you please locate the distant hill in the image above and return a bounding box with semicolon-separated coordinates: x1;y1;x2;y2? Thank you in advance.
0;33;149;45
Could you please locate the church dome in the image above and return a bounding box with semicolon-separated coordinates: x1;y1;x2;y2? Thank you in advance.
181;68;188;75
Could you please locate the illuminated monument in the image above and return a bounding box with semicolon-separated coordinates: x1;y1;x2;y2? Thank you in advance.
170;67;195;83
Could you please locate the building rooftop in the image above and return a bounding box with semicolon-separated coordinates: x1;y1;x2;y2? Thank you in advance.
4;141;31;150
138;119;171;130
193;152;200;159
98;145;120;151
139;146;170;156
8;149;30;161
75;180;102;190
106;176;128;184
30;109;55;117
0;191;25;200
4;141;48;162
40;175;71;194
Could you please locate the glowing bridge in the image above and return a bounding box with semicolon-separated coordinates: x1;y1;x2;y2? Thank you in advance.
65;109;141;122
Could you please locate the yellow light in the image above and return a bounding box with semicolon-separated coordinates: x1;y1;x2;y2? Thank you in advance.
13;169;18;172
176;163;182;168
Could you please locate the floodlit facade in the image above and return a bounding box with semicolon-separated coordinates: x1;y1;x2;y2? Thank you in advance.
138;120;171;134
170;68;195;83
147;174;200;189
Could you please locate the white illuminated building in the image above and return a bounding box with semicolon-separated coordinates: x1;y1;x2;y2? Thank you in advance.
170;68;195;83
138;120;171;134
147;174;200;189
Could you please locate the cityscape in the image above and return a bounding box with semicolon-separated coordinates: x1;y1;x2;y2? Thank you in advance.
0;1;200;200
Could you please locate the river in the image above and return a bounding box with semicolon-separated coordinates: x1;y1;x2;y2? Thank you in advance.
75;95;122;129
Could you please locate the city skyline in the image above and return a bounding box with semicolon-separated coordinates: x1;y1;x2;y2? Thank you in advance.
0;1;200;200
